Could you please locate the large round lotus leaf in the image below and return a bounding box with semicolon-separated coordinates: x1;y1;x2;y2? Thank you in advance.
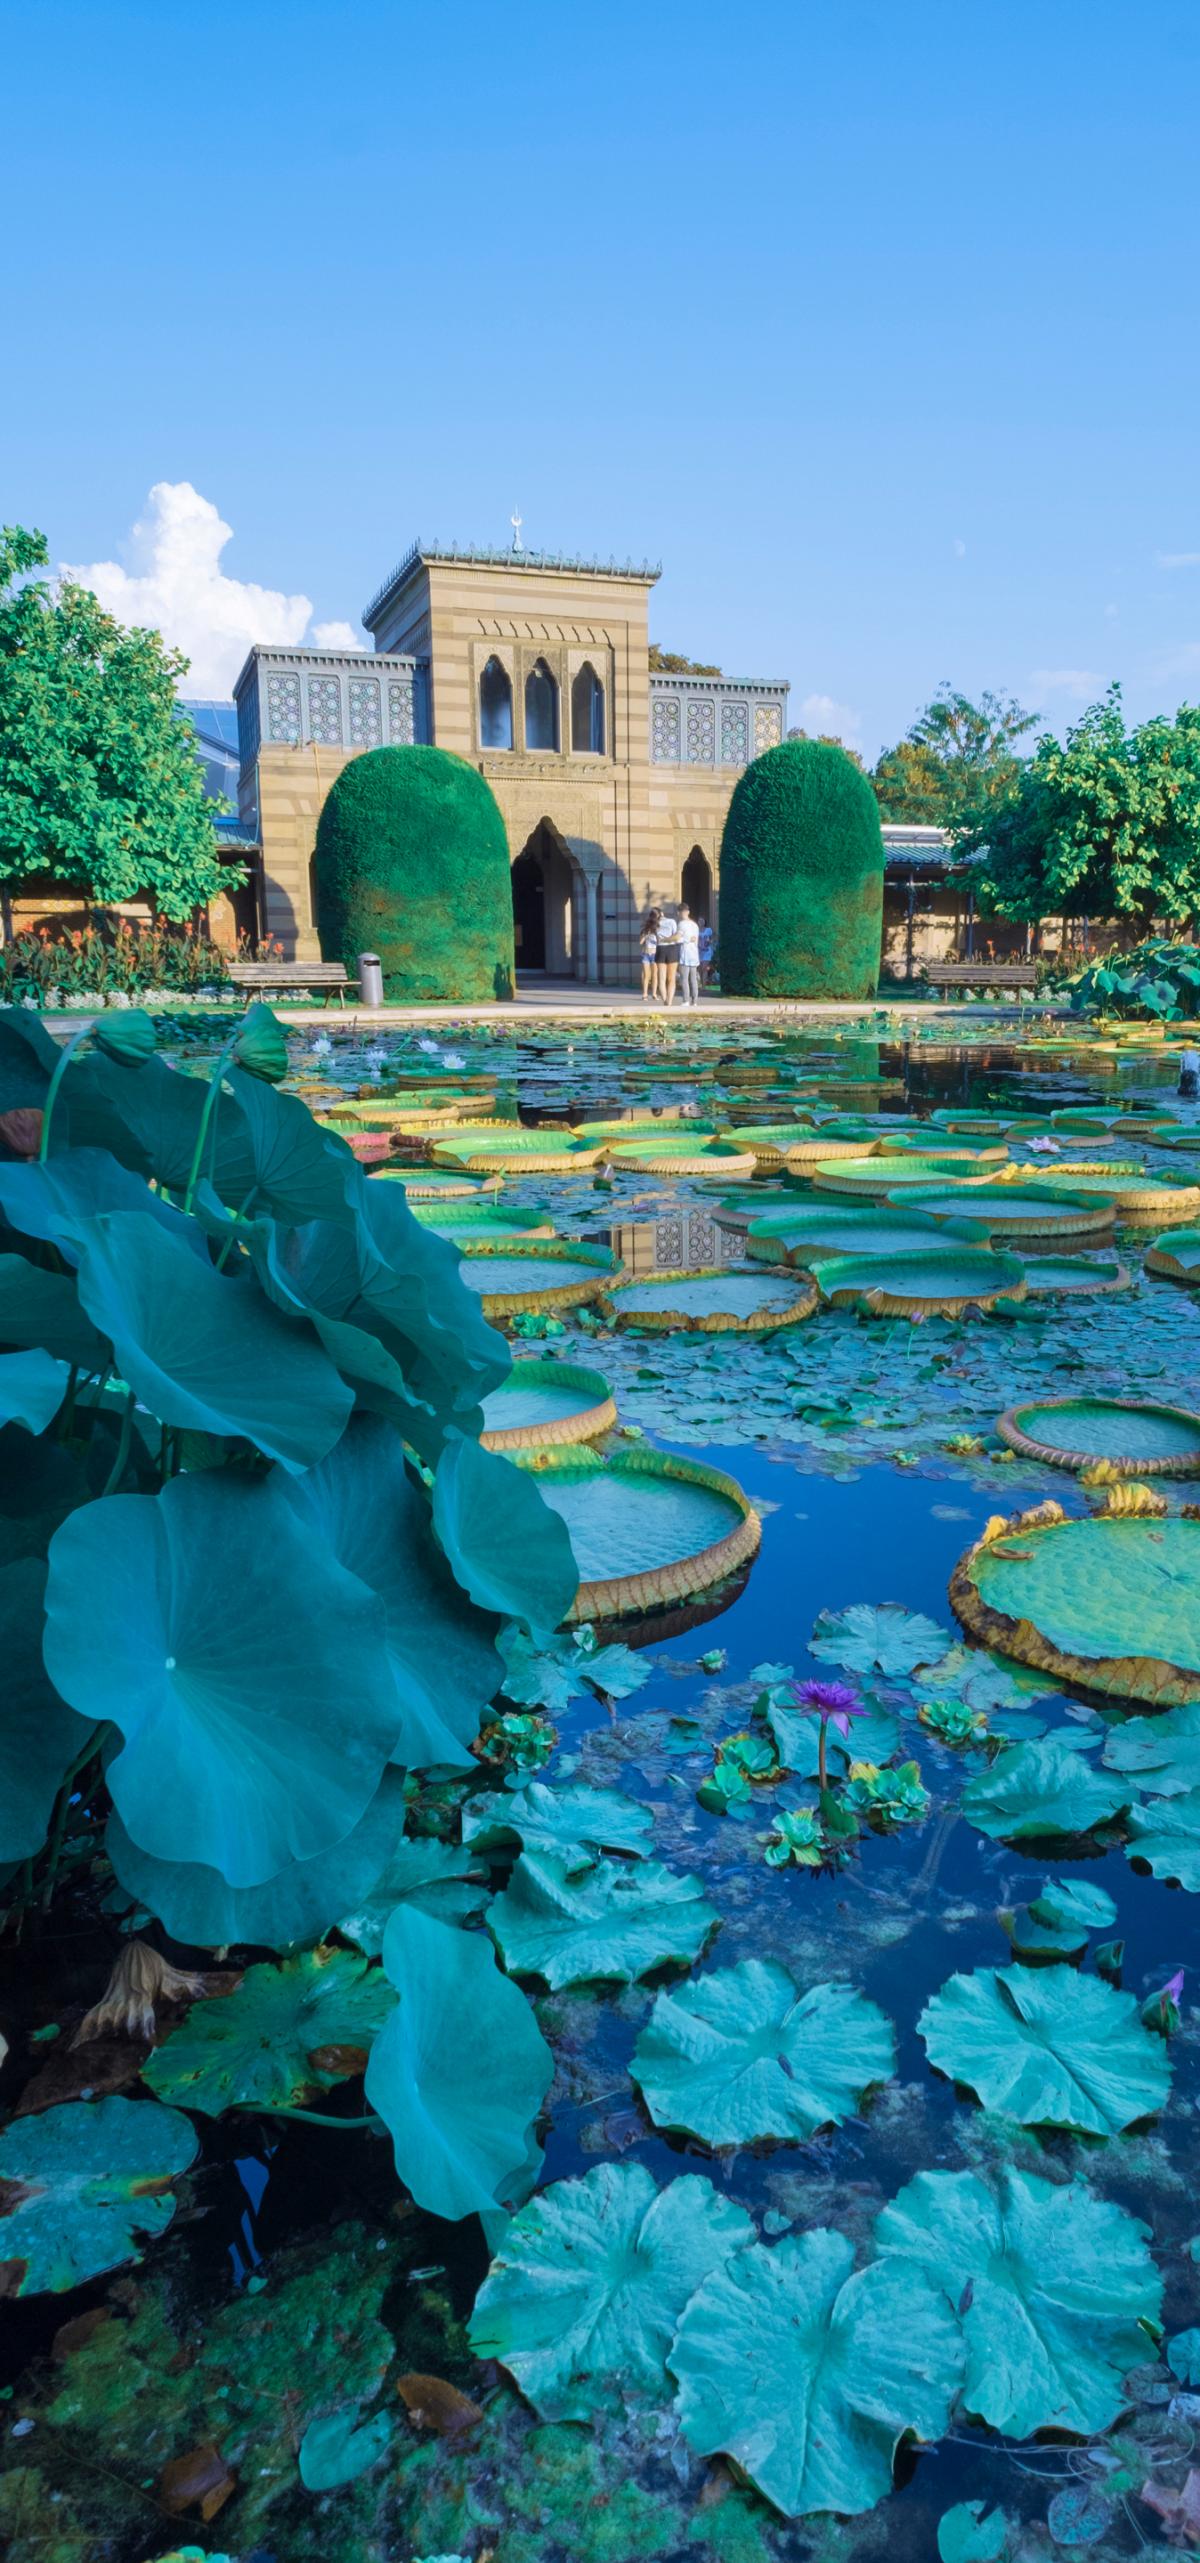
0;1349;71;1434
43;1470;402;1888
1104;1700;1200;1797
966;1517;1200;1680
900;1184;1114;1235
1015;1256;1131;1297
336;1831;490;1953
0;2095;198;2296
919;1964;1170;2134
462;1779;653;1868
365;1904;552;2229
487;1848;717;1988
512;1450;751;1595
469;2161;753;2422
432;1435;579;1635
1125;1790;1200;1889
874;2165;1162;2437
814;1246;1023;1313
669;2227;963;2520
0;1142;211;1261
0;1556;99;1862
480;1359;614;1443
960;1734;1130;1839
106;1769;413;1952
0;1255;111;1371
1001;1396;1200;1470
279;1415;503;1770
632;1960;895;2146
143;1948;394;2115
811;1602;949;1677
606;1267;814;1327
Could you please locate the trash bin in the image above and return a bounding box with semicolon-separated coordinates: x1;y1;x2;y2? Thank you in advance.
358;953;384;1009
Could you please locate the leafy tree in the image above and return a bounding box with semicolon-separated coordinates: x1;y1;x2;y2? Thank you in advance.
786;726;865;770
970;686;1200;927
0;525;236;921
648;645;722;675
872;685;1039;828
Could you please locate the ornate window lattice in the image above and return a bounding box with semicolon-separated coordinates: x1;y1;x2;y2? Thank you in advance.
720;702;749;767
266;672;301;744
754;702;783;754
348;677;382;748
651;696;681;762
388;678;415;744
307;676;343;746
686;699;716;764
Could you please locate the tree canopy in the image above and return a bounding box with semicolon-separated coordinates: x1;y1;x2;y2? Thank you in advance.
968;686;1200;925
648;645;722;675
0;526;233;920
872;685;1039;828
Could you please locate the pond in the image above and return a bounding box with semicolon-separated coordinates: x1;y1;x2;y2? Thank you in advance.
2;1008;1199;2563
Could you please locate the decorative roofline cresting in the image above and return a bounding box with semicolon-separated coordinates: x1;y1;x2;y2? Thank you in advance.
364;542;663;628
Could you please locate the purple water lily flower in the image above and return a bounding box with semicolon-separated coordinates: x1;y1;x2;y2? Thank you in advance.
791;1679;865;1793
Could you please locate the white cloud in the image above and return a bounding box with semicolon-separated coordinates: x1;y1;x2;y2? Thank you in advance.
1156;550;1200;570
312;619;364;652
796;690;862;749
953;537;967;558
60;481;352;695
1029;668;1104;701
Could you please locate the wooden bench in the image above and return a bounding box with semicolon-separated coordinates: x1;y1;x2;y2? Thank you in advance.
227;961;356;1007
922;962;1037;995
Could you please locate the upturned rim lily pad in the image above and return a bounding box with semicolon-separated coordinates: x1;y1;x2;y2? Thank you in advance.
480;1357;617;1450
510;1445;760;1620
952;1504;1200;1704
1014;1256;1132;1297
600;1265;818;1332
744;1207;988;1266
813;1156;995;1200
900;1182;1117;1237
814;1246;1026;1317
1146;1227;1200;1283
432;1133;603;1172
606;1140;758;1176
997;1395;1200;1476
456;1239;621;1317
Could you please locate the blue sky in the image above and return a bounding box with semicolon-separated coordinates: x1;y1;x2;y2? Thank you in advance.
5;0;1200;756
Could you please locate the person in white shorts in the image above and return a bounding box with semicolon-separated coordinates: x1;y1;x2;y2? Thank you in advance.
676;906;701;1006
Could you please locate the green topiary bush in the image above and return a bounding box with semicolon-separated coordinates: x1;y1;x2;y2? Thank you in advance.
314;746;515;1002
718;739;884;998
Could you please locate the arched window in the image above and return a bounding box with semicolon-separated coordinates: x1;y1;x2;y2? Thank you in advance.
524;658;559;752
682;845;712;918
571;661;605;755
479;655;513;750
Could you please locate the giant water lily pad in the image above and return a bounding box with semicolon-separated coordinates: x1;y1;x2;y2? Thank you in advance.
875;2165;1162;2436
1146;1227;1200;1283
632;1961;895;2145
433;1133;602;1173
480;1358;616;1451
1015;1255;1132;1298
469;2161;753;2421
463;1780;652;1868
1105;1700;1200;1797
953;1511;1200;1704
43;1469;402;1887
960;1735;1129;1839
814;1245;1025;1316
919;1964;1170;2133
456;1241;619;1317
412;1203;555;1242
1038;1171;1200;1224
143;1948;393;2115
997;1396;1200;1476
813;1155;990;1200
669;2226;963;2520
0;2096;198;2295
602;1266;817;1332
487;1849;717;1988
1125;1790;1200;1890
607;1140;756;1177
901;1183;1116;1238
744;1207;987;1267
364;1905;552;2227
511;1447;759;1620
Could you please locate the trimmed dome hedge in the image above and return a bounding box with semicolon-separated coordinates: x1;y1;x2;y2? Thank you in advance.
717;739;884;999
314;746;515;1002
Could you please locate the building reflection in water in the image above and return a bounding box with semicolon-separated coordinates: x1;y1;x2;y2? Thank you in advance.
609;1212;746;1274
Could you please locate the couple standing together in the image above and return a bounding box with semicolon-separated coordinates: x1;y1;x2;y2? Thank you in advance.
640;904;711;1006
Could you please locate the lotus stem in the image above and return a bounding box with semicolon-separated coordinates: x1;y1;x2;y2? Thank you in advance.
36;1021;91;1163
39;1726;106;1910
182;1027;240;1213
99;1390;136;1497
252;2105;387;2131
817;1719;829;1795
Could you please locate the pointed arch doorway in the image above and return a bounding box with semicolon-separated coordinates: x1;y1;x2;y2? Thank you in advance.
682;844;713;920
512;819;579;975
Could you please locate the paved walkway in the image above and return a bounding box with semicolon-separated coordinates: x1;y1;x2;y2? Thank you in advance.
39;981;1049;1037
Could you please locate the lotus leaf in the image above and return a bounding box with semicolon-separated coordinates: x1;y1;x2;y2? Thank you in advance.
0;1145;210;1263
0;2095;198;2295
469;2160;753;2420
298;2403;395;2490
1104;1700;1200;1797
487;1849;718;1988
43;1470;402;1887
498;1622;648;1712
810;1602;950;1677
69;1211;354;1471
219;1065;362;1223
0;1557;95;1861
432;1434;579;1635
1031;1876;1117;1930
105;1769;412;1951
1125;1790;1200;1890
1167;2328;1200;2384
961;1736;1129;1839
0;1254;110;1369
364;1905;552;2226
631;1960;895;2145
874;2164;1162;2436
919;1964;1170;2133
462;1780;653;1869
143;1948;393;2115
92;1007;156;1065
669;2226;963;2520
0;1349;70;1434
280;1416;502;1769
0;1005;60;1111
767;1701;902;1776
55;1052;226;1191
965;1517;1200;1682
937;2504;1010;2562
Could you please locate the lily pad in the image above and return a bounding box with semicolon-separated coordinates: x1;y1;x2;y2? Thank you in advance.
469;2161;753;2420
298;2405;395;2490
1104;1700;1200;1798
143;1948;393;2115
810;1602;949;1678
631;1960;895;2145
1032;1876;1118;1930
900;1183;1116;1238
487;1850;718;1988
938;2503;1009;2562
602;1266;817;1332
1125;1790;1200;1890
669;2226;963;2520
456;1241;619;1317
480;1358;616;1450
0;2096;198;2295
335;1830;490;1952
462;1780;653;1869
875;2164;1162;2436
956;1514;1200;1702
364;1906;552;2228
745;1208;987;1267
918;1964;1170;2133
510;1447;759;1622
960;1735;1129;1839
767;1700;902;1775
997;1396;1200;1476
814;1246;1026;1317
